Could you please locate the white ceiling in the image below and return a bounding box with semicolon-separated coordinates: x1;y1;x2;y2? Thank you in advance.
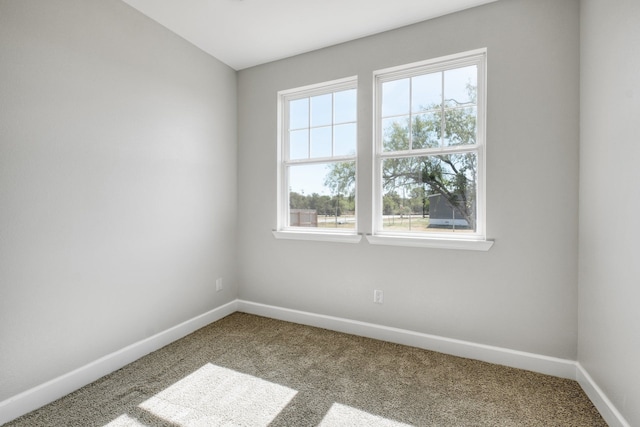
121;0;499;70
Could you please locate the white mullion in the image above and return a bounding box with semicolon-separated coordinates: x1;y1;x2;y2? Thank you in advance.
331;93;335;157
284;124;290;227
381;112;416;121
476;53;487;238
306;97;311;160
440;71;446;148
408;77;413;151
379;144;479;160
443;103;476;112
278;96;286;229
373;75;384;234
285;154;356;167
284;102;290;162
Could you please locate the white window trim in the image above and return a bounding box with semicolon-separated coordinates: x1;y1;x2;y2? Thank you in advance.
273;230;363;244
276;76;360;243
365;234;493;251
371;48;493;250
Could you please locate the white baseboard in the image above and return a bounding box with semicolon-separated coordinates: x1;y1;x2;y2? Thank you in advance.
2;299;630;427
576;363;631;427
0;300;238;426
238;300;636;425
236;300;577;379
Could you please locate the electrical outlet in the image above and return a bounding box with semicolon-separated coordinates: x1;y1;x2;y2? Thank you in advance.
215;278;223;292
373;289;383;304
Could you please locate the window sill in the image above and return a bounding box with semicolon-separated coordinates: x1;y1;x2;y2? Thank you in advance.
365;234;494;251
272;230;363;244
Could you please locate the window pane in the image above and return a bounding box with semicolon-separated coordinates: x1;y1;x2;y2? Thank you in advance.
288;162;356;229
443;106;477;147
289;98;309;129
412;113;441;149
310;127;332;158
412;72;442;112
382;78;410;117
381;153;477;233
382;116;410;151
334;89;357;123
311;93;332;127
444;65;477;107
289;130;308;159
334;123;356;156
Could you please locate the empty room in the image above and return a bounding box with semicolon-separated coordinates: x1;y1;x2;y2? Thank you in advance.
1;0;638;425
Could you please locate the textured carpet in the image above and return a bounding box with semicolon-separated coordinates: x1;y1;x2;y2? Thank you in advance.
5;313;606;426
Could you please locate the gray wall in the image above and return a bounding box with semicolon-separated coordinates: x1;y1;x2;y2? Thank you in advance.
237;0;580;359
0;0;238;401
11;0;639;423
579;0;640;425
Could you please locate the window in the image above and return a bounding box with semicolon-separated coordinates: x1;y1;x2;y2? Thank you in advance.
275;50;492;250
370;49;490;248
275;77;360;242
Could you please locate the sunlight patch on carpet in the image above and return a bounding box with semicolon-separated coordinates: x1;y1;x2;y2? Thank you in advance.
104;413;146;426
108;363;297;426
319;403;413;427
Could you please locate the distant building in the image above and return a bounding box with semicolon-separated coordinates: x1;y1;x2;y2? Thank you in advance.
427;194;471;228
290;209;317;227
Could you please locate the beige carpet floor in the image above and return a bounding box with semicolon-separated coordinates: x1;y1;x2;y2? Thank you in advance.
5;313;606;426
